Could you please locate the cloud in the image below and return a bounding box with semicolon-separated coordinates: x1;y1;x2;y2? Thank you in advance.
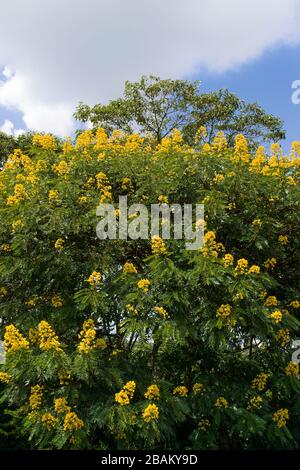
0;119;24;137
0;0;299;136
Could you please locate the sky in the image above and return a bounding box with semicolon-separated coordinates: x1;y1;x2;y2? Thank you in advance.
0;0;300;150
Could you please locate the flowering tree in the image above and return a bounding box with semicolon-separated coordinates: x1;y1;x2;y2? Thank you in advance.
0;128;299;449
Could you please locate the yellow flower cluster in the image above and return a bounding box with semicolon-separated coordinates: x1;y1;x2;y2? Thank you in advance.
96;172;112;203
121;177;133;192
54;397;71;414
233;134;249;163
270;310;283;324
264;296;278;307
33;134;57;150
52;160;69;177
276;328;290;346
248;265;260;274
216;304;231;318
252;218;262;227
137;279;151;292
51;294;64;308
7;183;28;206
126;303;138;315
78;319;96;353
272;408;289;428
201;231;223;258
264;258;277;270
223;253;234;267
0;287;8;297
151;235;167;255
251;373;268;391
12;219;23;232
213;173;225;184
48;189;60;203
87;271;102;287
63;411;84;431
144;384;160;400
289;300;300;308
75;130;94;149
154;306;170;319
198;418;210;431
38;321;62;352
285;362;299;377
173;386;188;397
192;383;204;394
247;395;263;412
0;372;11;383
211;131;227;154
123;261;138;274
54;238;64;251
29;385;43;410
41;412;57;430
215;396;228;409
278;235;288;246
115;381;136;405
235;258;248;274
142;403;159;422
4;324;29;353
158;194;169;204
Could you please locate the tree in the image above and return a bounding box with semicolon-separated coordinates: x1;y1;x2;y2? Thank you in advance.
0;129;299;450
0;131;36;166
74;76;285;146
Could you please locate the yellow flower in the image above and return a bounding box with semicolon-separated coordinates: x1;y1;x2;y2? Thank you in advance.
144;384;160;400
142;403;159;422
173;386;188;397
264;258;277;270
223;253;234;267
126;304;138;315
216;304;231;318
78;319;96;353
29;385;43;410
123;261;138;274
289;300;300;309
151;235;167;256
272;409;289;428
33;134;56;150
251;373;268;391
192;383;204;395
25;297;38;308
62;137;73;154
87;271;102;287
198;418;210;431
154;306;169;319
76;130;94;149
264;296;278;307
79;196;88;204
285;362;299;377
1;244;12;253
51;294;64;308
4;324;29;353
115;390;130;406
213;174;225;183
12;219;23;232
0;287;8;297
54;238;64;251
158;195;169;204
235;258;248;274
63;411;84;431
41;412;57;430
38;321;62;352
248;265;260;274
123;381;136;399
270;310;283;324
278;235;288;245
48;190;60;203
215;396;228;409
276;328;290;346
137;279;150;292
0;372;11;384
52;160;69;176
247;395;263;411
252;219;262;227
54;397;70;414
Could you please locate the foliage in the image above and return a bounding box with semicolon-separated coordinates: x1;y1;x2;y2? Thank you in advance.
74;76;285;146
0;129;299;449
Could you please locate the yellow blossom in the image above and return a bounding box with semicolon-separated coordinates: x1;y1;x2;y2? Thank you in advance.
270;310;283;324
173;386;188;397
158;195;169;204
48;190;60;203
78;319;96;353
272;408;289;428
247;395;263;412
154;306;169;319
285;362;299;377
115;390;130;406
51;295;64;308
4;324;29;353
33;134;56;150
54;238;64;251
144;384;160;400
123;381;136;399
289;300;300;308
248;265;260;274
192;383;204;394
0;372;11;383
213;174;225;183
123;261;138;274
137;279;151;292
63;411;84;431
198;418;210;431
29;385;43;410
264;296;278;307
264;258;277;270
0;287;8;297
38;321;62;352
215;396;228;409
41;412;57;430
54;397;70;414
278;235;288;246
235;258;248;274
252;219;262;227
142;403;159;422
251;373;269;391
223;253;234;267
52;160;69;176
216;304;231;318
151;235;167;255
87;271;102;287
276;328;290;346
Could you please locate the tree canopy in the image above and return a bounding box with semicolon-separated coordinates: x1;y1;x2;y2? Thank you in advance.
74;76;285;146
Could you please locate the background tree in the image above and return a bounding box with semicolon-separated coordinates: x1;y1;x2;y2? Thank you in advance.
74;76;285;146
0;131;35;166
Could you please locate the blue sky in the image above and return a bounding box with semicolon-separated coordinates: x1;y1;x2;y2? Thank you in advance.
1;0;300;148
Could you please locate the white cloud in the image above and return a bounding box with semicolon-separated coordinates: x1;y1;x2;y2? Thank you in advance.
0;0;299;136
0;119;24;137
